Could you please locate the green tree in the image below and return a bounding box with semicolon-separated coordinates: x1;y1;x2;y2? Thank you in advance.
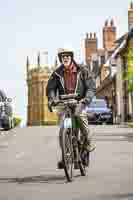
13;117;22;127
123;48;133;94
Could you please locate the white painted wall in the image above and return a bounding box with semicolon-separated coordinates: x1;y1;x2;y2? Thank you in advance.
116;56;125;123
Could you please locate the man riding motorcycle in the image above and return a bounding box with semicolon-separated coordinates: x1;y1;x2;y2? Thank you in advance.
46;48;96;168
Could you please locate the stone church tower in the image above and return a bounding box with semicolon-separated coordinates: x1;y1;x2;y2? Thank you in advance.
26;52;58;126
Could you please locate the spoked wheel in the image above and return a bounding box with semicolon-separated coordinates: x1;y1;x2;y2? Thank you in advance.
60;128;74;182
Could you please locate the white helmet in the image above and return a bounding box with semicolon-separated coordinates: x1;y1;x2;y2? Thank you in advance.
57;48;74;63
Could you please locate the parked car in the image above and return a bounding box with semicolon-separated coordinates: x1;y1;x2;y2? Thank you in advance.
86;97;113;124
0;90;14;130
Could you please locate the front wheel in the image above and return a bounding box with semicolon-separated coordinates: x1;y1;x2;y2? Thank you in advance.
60;128;74;182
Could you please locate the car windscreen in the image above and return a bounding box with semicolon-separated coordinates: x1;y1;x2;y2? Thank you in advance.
89;100;107;108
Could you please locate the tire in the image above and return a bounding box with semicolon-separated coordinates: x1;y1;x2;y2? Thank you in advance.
60;127;74;182
2;123;10;131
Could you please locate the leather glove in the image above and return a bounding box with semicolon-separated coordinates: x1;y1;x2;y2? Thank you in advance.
75;101;86;116
82;97;92;105
80;98;91;106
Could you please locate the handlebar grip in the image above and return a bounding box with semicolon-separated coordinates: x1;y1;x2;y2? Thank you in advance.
50;100;62;107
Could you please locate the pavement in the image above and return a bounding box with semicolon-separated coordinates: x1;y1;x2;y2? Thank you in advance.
0;125;133;200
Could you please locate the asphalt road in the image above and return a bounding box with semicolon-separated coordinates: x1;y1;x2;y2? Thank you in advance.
0;125;133;200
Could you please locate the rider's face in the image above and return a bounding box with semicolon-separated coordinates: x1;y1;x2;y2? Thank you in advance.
61;55;72;67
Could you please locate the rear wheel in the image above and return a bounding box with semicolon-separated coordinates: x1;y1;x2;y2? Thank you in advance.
60;128;74;182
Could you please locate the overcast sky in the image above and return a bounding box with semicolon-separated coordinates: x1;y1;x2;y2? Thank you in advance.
0;0;130;124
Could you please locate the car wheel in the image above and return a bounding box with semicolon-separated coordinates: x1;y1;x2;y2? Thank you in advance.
2;123;10;131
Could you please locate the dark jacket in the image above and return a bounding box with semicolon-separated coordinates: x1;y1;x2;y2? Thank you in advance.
46;63;96;104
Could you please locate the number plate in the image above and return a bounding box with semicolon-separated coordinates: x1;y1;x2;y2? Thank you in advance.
64;118;72;128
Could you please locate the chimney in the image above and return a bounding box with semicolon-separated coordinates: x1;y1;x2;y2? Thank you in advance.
110;18;114;26
85;32;98;65
128;2;133;31
86;32;89;38
105;20;108;26
103;19;116;51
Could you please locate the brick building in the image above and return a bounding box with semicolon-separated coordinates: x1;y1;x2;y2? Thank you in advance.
85;2;133;123
84;18;117;108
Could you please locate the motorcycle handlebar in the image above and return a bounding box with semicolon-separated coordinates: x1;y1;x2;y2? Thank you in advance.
53;99;78;107
59;93;80;100
48;94;80;112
